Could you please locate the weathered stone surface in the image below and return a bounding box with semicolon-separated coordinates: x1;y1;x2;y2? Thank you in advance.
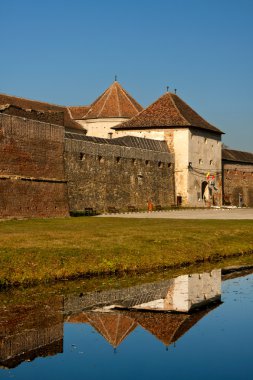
64;138;175;212
223;162;253;207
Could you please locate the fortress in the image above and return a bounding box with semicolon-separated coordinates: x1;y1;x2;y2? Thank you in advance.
0;81;252;218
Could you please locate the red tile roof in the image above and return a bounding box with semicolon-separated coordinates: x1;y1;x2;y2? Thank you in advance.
222;148;253;164
68;106;90;119
84;312;137;348
83;81;143;119
114;92;223;134
0;93;85;132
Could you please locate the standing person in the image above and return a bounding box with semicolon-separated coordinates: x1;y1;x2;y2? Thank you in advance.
147;199;153;212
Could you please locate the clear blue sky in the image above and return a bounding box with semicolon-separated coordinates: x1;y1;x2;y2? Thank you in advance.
1;0;253;151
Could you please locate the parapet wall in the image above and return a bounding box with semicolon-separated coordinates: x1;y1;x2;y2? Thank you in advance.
0;104;65;127
0;114;69;218
64;137;175;211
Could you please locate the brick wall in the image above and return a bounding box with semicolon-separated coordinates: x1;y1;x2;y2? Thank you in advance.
64;137;175;212
223;162;253;206
0;114;69;218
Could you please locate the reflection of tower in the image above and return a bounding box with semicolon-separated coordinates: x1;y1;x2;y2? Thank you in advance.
130;270;221;312
164;270;221;312
66;270;222;349
0;296;64;369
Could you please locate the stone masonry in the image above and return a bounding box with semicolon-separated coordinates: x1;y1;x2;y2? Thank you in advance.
64;136;175;212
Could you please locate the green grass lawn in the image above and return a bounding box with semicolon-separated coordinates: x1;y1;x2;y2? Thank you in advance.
0;217;252;286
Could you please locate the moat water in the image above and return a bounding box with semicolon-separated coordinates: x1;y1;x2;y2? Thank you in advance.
0;265;253;380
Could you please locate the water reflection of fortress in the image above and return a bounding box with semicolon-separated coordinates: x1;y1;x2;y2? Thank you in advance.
0;270;221;368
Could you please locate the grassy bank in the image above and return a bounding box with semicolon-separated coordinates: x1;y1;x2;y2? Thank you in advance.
0;217;252;287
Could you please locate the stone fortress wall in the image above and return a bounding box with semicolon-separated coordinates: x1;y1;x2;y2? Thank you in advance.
0;81;253;219
223;163;253;207
0;114;69;218
65;134;175;212
223;166;253;207
0;114;175;218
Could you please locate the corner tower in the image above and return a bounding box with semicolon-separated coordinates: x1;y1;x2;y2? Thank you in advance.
69;81;143;138
114;91;224;207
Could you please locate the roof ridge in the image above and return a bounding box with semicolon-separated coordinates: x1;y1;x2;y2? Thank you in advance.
96;84;113;118
119;84;140;114
172;93;217;129
169;93;190;125
115;82;122;117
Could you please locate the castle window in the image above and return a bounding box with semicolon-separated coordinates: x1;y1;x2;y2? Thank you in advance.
210;160;213;165
199;159;203;165
79;152;85;161
108;132;113;139
116;157;121;164
98;156;104;164
137;174;143;185
204;138;207;144
158;161;163;168
168;163;172;168
145;160;150;166
132;158;137;166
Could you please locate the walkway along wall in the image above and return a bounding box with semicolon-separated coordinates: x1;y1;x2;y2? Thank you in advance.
64;135;175;212
0;114;69;218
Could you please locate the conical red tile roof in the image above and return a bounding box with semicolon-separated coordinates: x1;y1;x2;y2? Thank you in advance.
114;92;223;134
83;81;143;119
85;312;137;348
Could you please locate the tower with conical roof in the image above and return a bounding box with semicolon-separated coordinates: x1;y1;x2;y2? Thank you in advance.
68;80;143;138
114;91;224;207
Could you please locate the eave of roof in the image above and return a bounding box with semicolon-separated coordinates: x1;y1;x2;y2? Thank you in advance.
222;148;253;164
113;92;223;135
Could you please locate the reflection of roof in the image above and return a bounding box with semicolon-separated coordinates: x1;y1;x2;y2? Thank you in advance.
65;133;170;153
84;312;137;348
127;311;188;346
222;149;253;164
67;301;220;348
84;81;143;119
114;92;223;134
0;93;85;133
172;304;219;341
122;304;220;345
